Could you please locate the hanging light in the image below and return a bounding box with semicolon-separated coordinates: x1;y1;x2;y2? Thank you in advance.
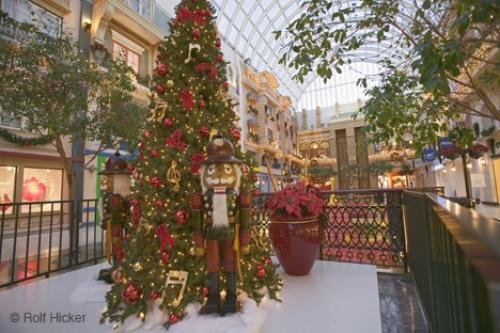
450;163;456;172
466;161;472;169
480;157;487;166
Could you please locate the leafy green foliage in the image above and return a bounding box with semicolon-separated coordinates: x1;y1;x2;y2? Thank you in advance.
0;11;147;198
277;0;500;151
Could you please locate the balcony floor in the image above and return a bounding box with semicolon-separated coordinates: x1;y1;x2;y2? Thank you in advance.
0;260;383;333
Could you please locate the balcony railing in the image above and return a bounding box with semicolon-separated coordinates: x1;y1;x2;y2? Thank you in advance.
126;0;170;33
404;191;500;332
0;200;103;288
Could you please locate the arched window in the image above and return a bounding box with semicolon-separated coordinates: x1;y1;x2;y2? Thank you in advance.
319;142;330;157
299;143;309;159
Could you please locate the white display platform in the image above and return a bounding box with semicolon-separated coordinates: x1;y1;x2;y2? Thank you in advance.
0;261;381;333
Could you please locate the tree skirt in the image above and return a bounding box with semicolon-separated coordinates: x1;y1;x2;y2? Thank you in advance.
70;278;275;333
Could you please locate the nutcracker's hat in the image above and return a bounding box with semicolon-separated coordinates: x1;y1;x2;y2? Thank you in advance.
201;135;242;165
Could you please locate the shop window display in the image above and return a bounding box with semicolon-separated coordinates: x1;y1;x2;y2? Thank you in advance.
0;166;16;215
21;168;63;212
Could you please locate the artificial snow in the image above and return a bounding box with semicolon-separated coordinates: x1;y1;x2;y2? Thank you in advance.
70;274;276;333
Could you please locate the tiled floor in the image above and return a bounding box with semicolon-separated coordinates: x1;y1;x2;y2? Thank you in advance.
378;273;429;333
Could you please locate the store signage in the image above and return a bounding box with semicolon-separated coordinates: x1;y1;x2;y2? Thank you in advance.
421;148;438;162
438;137;454;150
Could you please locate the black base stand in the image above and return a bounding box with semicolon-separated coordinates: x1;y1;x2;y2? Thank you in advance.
98;267;113;284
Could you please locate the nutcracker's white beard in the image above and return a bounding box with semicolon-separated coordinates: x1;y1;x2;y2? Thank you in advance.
212;193;229;229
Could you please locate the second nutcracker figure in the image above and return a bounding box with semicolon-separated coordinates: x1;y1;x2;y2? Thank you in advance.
191;135;251;315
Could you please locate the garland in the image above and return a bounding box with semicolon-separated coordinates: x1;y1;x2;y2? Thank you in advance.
0;127;54;146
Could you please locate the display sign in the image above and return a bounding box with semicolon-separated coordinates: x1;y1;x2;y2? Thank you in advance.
438;137;454;150
421;148;438;162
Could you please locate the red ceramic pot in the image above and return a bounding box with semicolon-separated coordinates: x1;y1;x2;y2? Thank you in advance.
269;215;323;276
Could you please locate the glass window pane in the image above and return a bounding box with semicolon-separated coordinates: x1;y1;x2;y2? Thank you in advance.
22;168;63;212
0;111;22;129
1;0;62;38
0;166;16;215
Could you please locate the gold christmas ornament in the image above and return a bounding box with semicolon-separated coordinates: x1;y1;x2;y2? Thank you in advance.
148;98;168;123
163;270;189;307
166;80;174;88
184;43;201;64
166;160;181;192
133;262;143;271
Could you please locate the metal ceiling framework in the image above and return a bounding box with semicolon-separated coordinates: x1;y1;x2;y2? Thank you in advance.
212;0;410;105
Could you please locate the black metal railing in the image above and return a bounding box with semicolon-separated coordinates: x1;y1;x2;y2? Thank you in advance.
404;192;500;332
252;187;444;271
0;199;104;288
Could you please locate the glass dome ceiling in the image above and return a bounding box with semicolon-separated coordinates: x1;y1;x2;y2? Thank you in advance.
212;0;408;104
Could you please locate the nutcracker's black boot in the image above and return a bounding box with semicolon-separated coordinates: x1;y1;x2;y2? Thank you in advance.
221;271;237;315
202;272;220;315
97;267;113;284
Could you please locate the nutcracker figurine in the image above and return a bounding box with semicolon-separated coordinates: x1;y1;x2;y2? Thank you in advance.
191;135;251;315
98;151;132;283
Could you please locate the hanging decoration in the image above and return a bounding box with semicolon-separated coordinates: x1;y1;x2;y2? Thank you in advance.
165;129;187;150
166;160;181;192
22;177;47;201
0;127;54;146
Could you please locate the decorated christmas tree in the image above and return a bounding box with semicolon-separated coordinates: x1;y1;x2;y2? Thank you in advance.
101;0;281;327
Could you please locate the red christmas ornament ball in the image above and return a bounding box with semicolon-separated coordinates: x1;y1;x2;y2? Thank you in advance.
163;118;174;127
138;142;146;151
199;100;206;109
230;128;241;140
199;126;210;137
149;290;161;301
175;209;187;224
216;53;224;63
155;63;169;76
160;250;170;264
150;149;160;158
150;176;161;187
262;256;273;266
215;38;221;48
223;81;229;90
192;28;201;39
127;163;135;172
155;199;165;209
122;283;142;303
169;314;181;324
201;286;209;298
255;265;266;278
156;84;166;95
144;130;152;138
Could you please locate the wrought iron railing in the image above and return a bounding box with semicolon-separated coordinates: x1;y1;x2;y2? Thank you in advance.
0;199;104;288
404;192;500;332
252;187;444;270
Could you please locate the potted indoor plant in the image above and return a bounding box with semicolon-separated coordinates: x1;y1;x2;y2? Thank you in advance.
265;182;325;276
467;143;489;159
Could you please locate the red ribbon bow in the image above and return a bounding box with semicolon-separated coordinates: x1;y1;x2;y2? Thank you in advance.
156;224;175;252
166;129;187;151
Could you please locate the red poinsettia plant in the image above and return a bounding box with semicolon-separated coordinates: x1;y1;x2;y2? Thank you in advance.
439;145;461;160
467;143;489;159
265;182;325;219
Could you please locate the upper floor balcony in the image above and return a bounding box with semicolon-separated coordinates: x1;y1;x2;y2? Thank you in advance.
124;0;169;34
93;0;170;46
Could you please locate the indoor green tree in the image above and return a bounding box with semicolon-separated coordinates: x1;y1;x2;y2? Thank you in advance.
276;0;499;152
0;12;147;200
101;0;281;327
